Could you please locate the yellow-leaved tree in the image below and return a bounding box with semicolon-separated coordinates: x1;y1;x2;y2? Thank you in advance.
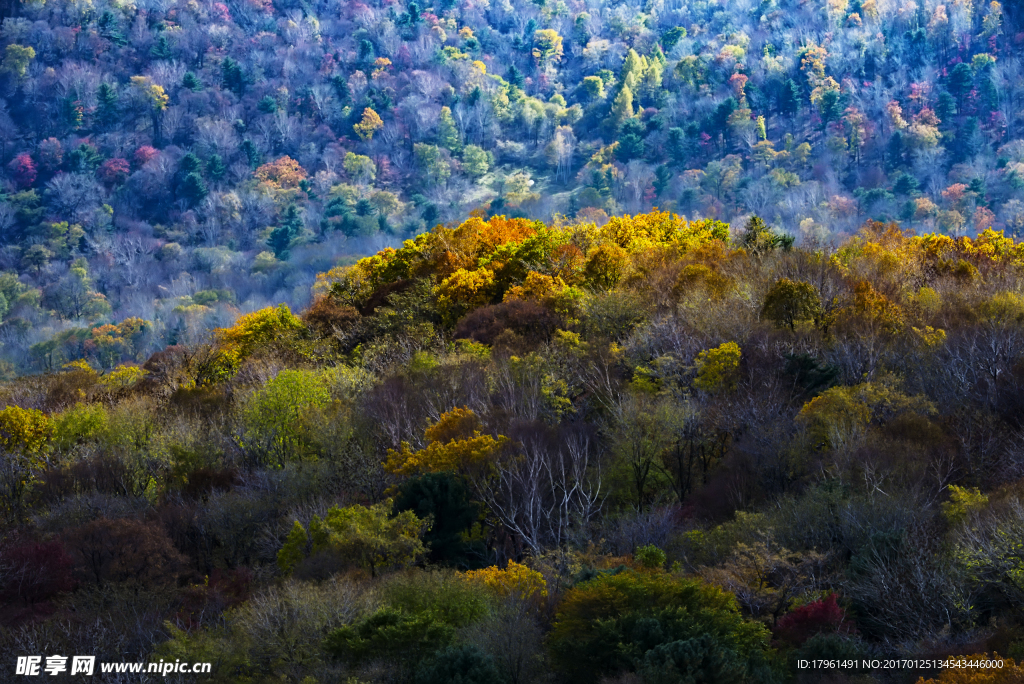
353;107;384;141
463;560;548;602
385;407;508;476
216;303;305;361
0;405;53;522
693;342;741;393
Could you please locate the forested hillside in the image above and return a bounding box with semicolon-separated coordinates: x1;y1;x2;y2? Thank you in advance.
2;211;1024;682
0;0;1023;369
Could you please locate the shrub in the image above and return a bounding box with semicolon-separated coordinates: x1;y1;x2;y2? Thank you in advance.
63;517;185;586
453;299;560;347
0;539;75;605
548;569;773;683
637;635;747;684
635;544;668;570
278;502;426;578
414;645;501;684
393;472;485;568
774;594;856;647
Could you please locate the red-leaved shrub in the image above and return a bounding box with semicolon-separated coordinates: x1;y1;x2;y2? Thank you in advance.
0;540;75;605
774;593;856;647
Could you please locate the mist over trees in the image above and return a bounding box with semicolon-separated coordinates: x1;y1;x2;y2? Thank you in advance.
0;0;1020;370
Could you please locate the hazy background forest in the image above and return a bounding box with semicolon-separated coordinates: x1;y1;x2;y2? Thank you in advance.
0;0;1022;367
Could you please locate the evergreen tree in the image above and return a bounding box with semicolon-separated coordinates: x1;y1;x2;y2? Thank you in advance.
506;64;524;88
330;74;350;101
817;90;842;128
616;118;645;162
611;85;634;126
180;172;208;206
207;154;226;182
653;164;672;197
182;71;202;92
258;95;278;114
779;78;800;117
359;39;375;61
269;205;302;258
935;91;956;123
179;152;203;176
241;139;261;168
947;62;974;113
221;57;245;96
95;83;119;128
667;127;687;166
438;106;460;151
150;34;172;60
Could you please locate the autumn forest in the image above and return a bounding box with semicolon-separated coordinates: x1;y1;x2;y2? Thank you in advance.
3;0;1024;682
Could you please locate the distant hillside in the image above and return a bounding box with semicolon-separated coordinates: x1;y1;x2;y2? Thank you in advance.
0;0;1022;373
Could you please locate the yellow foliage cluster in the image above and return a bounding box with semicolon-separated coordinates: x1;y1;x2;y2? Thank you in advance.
435;268;495;324
798;376;935;450
463;561;548;600
598;210;730;253
0;405;53;459
353;107;384;141
693;342;741;394
385;408;509;476
130;76;169;110
99;364;147;391
215;304;305;360
318;212;731;322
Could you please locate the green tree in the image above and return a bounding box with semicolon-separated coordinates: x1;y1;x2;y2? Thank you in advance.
693;342;742;393
415;646;501;684
532;29;564;66
221;57;245;96
181;71;202;91
779;78;800;116
740;216;793;255
257;94;278;113
393;472;483;568
414;143;451;186
343;152;376;184
268;205;303;259
369;190;400;218
616;118;646;162
548;569;772;684
611;86;635;126
150;33;172;60
438;105;460;151
761;278;822;331
817;89;842;128
461;145;490;178
1;45;35;81
653;164;672;196
238;369;329;466
638;636;747;684
180;172;208;206
581;75;605;100
662;26;688;52
948;62;974;112
301;502;426;577
207;154;226;181
95;83;119;128
277;520;309;574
